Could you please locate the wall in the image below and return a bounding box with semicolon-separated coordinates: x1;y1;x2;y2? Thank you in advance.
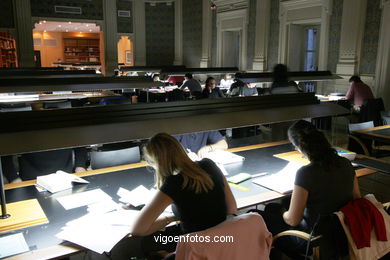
145;3;174;66
30;0;103;20
182;0;202;67
327;0;343;73
267;0;280;71
117;0;133;33
0;0;14;28
33;31;64;67
360;0;381;75
246;0;256;70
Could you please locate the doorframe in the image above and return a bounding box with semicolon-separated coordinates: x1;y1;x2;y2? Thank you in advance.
216;8;248;70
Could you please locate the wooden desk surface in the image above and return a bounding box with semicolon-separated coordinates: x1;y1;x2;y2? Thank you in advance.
2;140;380;260
352;125;390;143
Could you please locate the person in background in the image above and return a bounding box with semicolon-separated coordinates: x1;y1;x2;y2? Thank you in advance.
2;148;88;183
219;74;234;90
167;75;185;86
202;77;225;99
152;73;162;82
240;83;258;97
227;73;257;97
270;64;300;94
175;131;228;159
259;120;360;258
131;133;237;257
345;75;374;113
179;73;202;98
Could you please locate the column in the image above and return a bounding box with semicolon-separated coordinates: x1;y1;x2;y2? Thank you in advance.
173;0;183;65
133;0;146;66
103;0;118;76
375;0;390;109
200;0;212;67
252;0;270;71
13;0;34;67
336;0;367;75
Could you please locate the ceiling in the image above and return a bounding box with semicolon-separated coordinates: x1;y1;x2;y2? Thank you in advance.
33;21;100;33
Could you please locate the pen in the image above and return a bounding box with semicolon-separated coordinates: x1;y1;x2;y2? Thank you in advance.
251;172;268;178
229;183;249;191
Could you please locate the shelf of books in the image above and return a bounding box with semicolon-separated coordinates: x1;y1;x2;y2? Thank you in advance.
64;38;100;64
0;32;17;68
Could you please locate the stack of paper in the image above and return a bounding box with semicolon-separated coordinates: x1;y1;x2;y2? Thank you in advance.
205;150;245;165
252;162;302;194
36;171;89;193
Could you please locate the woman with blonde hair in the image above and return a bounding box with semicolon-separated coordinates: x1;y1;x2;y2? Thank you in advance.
131;133;237;255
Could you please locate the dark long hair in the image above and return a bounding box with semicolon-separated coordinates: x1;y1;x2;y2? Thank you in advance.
288;120;338;167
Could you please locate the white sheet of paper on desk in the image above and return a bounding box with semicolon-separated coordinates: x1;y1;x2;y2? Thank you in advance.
0;233;29;258
252;162;301;194
57;210;139;254
87;199;120;214
117;185;156;207
36;170;89;193
205;150;245;165
56;189;112;210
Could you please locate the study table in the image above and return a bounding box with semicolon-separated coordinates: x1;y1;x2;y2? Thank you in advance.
1;141;379;259
352;125;390;144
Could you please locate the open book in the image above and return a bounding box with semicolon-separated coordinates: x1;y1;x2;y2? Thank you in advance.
36;171;89;193
252;162;302;194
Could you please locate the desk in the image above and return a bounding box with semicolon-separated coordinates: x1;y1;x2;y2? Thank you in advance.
352;125;390;144
1;141;378;259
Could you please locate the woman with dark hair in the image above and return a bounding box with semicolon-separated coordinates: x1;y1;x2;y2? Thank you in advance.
261;120;360;258
131;133;236;256
270;64;300;94
202;77;225;99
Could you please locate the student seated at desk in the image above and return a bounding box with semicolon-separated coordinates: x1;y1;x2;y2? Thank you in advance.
131;133;237;256
258;120;360;259
202;77;225;99
1;148;88;183
175;130;228;159
179;73;202;98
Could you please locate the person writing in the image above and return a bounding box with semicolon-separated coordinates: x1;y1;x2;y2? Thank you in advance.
345;75;374;113
175;130;228;159
130;133;237;256
179;73;202;98
260;120;360;258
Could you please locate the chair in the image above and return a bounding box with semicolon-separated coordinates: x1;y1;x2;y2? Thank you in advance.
99;96;131;105
0;103;32;112
348;121;374;156
273;214;348;260
359;98;385;126
90;146;141;169
174;213;272;260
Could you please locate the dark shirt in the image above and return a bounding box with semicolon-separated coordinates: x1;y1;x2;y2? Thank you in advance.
175;131;224;153
240;86;258;96
294;157;355;227
2;148;88;182
160;158;227;233
180;78;202;93
270;81;300;94
202;87;225;99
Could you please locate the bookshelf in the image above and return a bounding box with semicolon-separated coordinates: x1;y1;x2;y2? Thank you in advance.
63;38;100;64
0;32;17;68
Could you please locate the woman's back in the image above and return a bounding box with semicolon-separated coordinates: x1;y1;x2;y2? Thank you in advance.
160;158;227;233
295;157;355;226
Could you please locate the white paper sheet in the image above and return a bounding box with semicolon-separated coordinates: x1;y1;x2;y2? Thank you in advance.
117;185;156;207
0;233;29;258
56;189;112;210
252;162;301;194
56;210;139;254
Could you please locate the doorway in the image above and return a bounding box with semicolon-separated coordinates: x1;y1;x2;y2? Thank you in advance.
221;31;241;68
34;50;41;67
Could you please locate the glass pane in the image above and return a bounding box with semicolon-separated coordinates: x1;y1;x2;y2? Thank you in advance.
307;29;317;51
304;51;317;71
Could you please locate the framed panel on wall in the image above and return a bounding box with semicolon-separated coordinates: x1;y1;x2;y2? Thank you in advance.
125;50;132;65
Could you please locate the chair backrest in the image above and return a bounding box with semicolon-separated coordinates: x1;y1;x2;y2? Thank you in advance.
175;213;272;260
360;98;385;126
0;105;32;112
348;121;374;133
381;111;390;125
90;146;141;169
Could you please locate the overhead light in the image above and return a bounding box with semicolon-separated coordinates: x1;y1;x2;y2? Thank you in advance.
39;22;42;25
43;20;46;23
44;30;47;32
86;24;89;27
68;21;72;24
89;29;92;32
66;29;69;32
